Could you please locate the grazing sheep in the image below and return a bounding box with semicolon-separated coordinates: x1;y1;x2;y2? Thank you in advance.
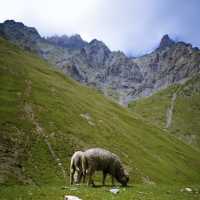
70;151;85;185
82;148;129;186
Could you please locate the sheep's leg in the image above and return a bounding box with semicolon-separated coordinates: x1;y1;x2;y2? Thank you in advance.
78;172;83;183
82;172;86;183
88;173;94;186
87;174;92;186
102;171;107;186
87;168;95;186
80;172;83;183
70;168;75;185
111;175;115;186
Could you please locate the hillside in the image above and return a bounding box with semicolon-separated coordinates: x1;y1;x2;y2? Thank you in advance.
129;75;200;149
1;36;200;189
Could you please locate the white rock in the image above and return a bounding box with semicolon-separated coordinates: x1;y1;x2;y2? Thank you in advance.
80;113;91;120
64;195;82;200
109;188;120;194
185;187;192;192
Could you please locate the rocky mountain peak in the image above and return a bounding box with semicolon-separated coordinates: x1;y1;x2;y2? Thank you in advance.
46;34;87;49
71;34;82;40
88;39;111;52
158;34;175;50
4;19;23;26
0;19;41;44
84;39;111;67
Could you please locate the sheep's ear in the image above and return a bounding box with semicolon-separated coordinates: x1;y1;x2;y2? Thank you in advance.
123;164;130;174
124;170;129;176
123;166;129;176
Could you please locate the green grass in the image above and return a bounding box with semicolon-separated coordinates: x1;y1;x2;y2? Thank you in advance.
128;76;200;149
0;184;200;200
0;37;200;199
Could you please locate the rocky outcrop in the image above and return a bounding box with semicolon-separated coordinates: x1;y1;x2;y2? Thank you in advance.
46;34;87;49
1;20;200;105
84;39;111;68
133;37;200;100
0;20;41;51
157;34;175;50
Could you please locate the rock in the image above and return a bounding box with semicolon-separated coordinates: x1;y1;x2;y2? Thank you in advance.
157;34;175;50
64;195;82;200
133;39;200;101
46;34;87;49
84;39;111;68
80;113;91;120
0;20;41;51
80;113;95;126
185;187;192;192
109;188;120;194
88;121;95;126
180;187;193;192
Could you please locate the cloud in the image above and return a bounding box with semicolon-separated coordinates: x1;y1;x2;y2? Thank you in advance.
0;0;199;55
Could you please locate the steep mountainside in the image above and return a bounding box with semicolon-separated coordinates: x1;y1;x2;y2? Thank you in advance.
1;37;200;186
132;36;200;100
1;20;199;105
129;74;200;149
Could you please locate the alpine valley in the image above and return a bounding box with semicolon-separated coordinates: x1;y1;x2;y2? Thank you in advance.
0;20;200;200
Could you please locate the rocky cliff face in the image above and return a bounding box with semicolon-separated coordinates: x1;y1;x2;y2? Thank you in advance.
0;20;41;51
157;34;175;50
1;20;200;105
133;38;200;100
46;34;87;49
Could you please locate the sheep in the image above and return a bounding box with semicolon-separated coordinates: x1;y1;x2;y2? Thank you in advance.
70;151;85;185
82;148;129;186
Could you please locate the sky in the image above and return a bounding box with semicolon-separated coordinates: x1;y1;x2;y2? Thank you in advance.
0;0;200;55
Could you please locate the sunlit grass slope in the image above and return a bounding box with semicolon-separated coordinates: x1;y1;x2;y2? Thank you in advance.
129;75;200;149
0;37;200;189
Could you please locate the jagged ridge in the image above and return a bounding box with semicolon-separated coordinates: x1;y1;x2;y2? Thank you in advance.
0;20;200;105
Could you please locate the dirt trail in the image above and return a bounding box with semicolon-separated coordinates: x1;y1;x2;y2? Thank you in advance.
165;93;177;128
24;80;66;179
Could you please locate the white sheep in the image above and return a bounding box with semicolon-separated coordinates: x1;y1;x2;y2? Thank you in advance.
70;151;85;185
82;148;129;186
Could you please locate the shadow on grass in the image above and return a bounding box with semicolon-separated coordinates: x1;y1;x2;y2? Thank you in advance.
70;184;134;188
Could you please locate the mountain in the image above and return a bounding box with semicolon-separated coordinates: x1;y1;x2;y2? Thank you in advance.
0;20;200;106
132;37;200;100
1;37;200;187
129;74;200;149
46;34;88;49
0;20;41;51
157;34;175;50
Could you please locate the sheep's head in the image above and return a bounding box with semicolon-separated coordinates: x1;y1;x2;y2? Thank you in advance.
116;167;129;186
119;171;129;186
74;171;83;184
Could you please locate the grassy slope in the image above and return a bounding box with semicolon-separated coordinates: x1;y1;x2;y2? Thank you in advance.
0;37;200;199
1;184;200;200
128;76;200;149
